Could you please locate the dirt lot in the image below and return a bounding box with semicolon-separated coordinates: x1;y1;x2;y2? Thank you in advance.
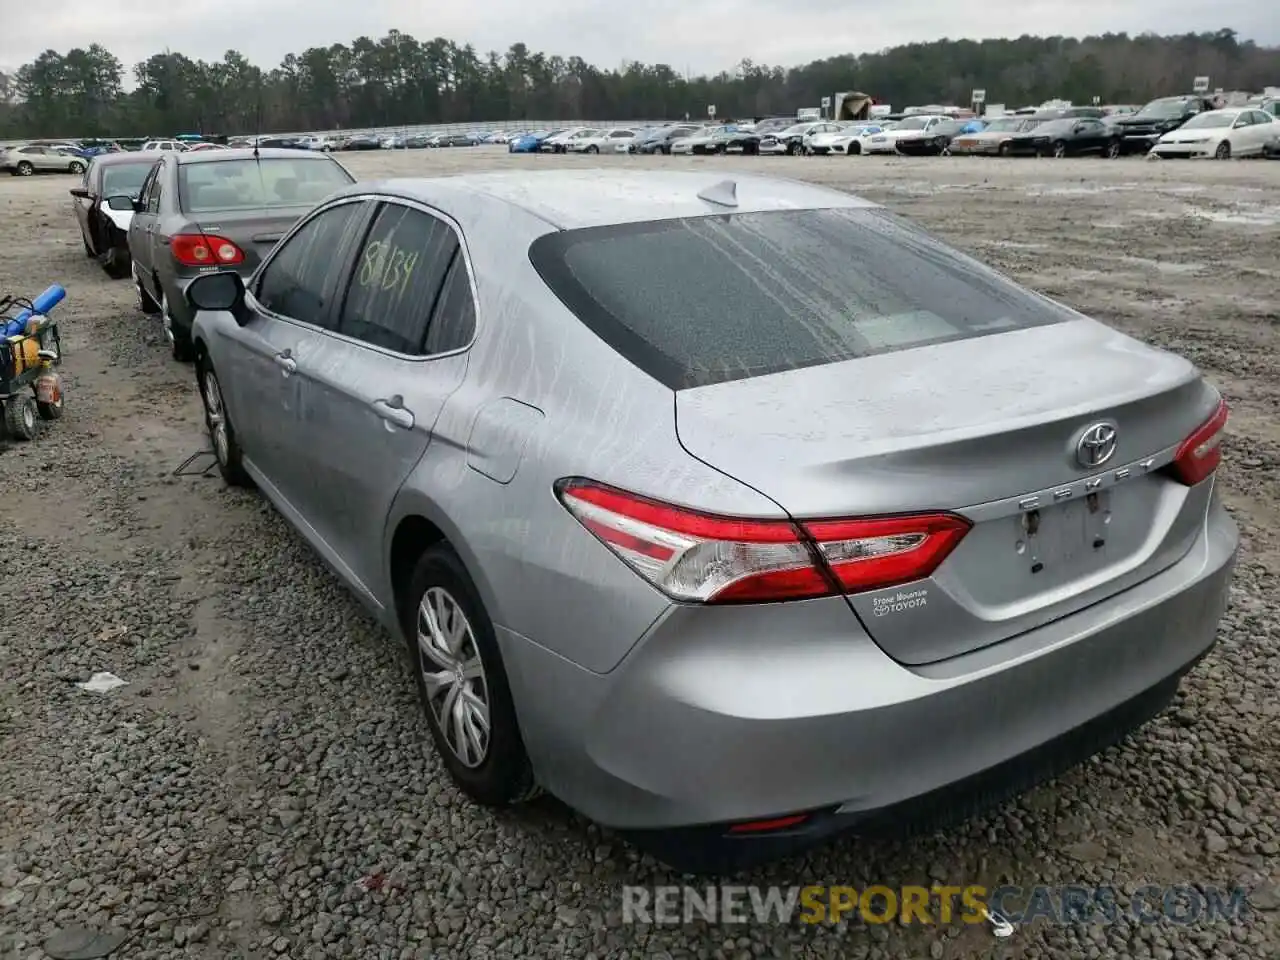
1;149;1278;960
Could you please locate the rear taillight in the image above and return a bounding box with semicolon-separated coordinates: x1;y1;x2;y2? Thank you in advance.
171;233;244;267
555;479;970;604
1171;398;1228;486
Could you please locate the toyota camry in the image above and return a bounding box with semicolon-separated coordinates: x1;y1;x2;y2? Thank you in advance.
183;170;1237;873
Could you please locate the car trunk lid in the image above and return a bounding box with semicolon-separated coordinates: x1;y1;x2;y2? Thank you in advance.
674;318;1220;665
176;207;311;276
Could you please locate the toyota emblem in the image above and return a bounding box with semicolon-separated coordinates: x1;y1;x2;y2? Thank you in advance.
1076;422;1118;468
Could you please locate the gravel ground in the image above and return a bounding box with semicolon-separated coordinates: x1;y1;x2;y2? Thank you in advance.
0;150;1277;960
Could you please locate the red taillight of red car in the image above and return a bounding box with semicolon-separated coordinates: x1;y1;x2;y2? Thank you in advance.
555;479;971;604
171;233;245;267
1171;398;1228;486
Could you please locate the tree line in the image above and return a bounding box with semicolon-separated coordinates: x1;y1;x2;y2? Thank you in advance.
0;28;1275;139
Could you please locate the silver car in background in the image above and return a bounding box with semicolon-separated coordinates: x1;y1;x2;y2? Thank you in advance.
122;147;354;361
184;170;1237;873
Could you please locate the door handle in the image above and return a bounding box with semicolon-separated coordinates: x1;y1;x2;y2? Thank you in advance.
273;350;296;375
372;396;415;430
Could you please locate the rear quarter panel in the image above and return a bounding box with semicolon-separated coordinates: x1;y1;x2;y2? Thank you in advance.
384;192;784;675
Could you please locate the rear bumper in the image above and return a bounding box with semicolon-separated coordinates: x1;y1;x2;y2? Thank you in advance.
501;497;1237;851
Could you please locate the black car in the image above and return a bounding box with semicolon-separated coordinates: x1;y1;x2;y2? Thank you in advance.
70;153;160;278
632;125;701;154
1002;117;1123;158
894;119;969;156
340;135;382;151
1109;96;1218;154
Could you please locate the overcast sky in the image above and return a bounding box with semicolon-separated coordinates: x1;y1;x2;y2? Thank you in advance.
0;0;1272;80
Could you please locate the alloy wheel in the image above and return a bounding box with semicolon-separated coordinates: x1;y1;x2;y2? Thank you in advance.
201;368;229;466
417;587;490;768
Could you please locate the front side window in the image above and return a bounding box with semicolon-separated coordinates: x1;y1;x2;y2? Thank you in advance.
178;157;353;214
255;202;365;327
336;204;458;354
530;207;1076;390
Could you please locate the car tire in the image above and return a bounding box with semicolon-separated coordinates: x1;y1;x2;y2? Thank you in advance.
401;544;540;808
998;142;1011;156
101;246;129;280
1104;139;1121;159
1052;141;1067;158
849;142;862;156
1215;141;1231;160
162;295;195;362
15;161;33;176
133;264;160;315
585;145;599;154
3;395;38;440
195;353;250;487
69;160;85;174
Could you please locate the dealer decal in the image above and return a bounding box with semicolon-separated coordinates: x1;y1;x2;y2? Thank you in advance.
870;588;928;617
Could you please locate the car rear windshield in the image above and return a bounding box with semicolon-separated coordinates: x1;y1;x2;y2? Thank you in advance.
529;208;1076;390
178;157;353;213
102;162;154;198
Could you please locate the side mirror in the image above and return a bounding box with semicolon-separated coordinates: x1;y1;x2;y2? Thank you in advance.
105;195;136;211
69;186;89;199
186;272;250;325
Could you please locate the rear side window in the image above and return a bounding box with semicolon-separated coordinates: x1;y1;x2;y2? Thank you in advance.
337;204;458;354
529;207;1076;390
423;254;477;355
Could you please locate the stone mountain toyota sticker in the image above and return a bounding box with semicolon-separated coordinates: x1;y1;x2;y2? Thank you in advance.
871;588;929;616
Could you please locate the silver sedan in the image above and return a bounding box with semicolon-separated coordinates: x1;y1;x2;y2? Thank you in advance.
183;170;1238;874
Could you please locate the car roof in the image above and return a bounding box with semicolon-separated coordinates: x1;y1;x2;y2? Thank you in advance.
91;153;159;166
357;170;880;230
175;147;333;165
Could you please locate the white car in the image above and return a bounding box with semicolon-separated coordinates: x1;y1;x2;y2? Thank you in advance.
139;140;187;152
806;123;886;155
670;129;723;155
1149;107;1277;160
544;127;598;153
570;128;639;154
759;121;838;155
302;136;337;152
863;116;950;154
865;117;957;154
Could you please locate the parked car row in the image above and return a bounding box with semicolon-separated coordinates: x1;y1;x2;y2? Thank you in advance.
69;148;357;360
503;101;1280;161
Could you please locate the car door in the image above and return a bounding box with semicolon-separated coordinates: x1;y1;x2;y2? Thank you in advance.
72;162;97;247
289;199;474;598
129;165;161;280
1074;119;1104;153
1242;112;1272;153
226;198;373;510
